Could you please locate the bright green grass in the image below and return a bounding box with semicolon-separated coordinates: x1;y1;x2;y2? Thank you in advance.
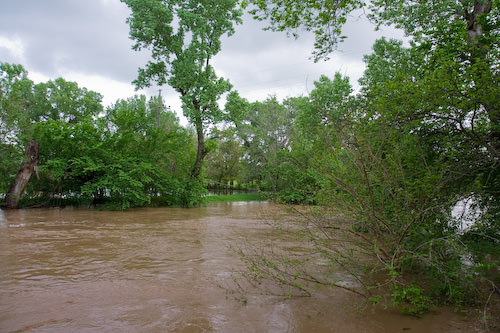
205;193;265;202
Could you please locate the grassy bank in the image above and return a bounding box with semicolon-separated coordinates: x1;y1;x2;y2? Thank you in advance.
205;193;265;203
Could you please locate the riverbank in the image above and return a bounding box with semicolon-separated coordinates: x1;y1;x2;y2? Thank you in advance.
0;192;266;210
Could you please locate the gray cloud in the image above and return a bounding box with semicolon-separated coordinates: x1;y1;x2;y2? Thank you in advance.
0;1;404;109
215;11;378;100
0;0;146;83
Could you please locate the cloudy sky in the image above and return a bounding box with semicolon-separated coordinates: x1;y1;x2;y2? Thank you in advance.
0;0;404;124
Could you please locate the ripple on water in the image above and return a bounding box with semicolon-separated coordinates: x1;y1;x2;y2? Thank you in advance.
0;203;482;332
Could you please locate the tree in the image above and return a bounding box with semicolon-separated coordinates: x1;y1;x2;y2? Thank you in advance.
102;95;197;207
369;1;500;150
30;78;102;123
1;62;199;209
29;94;197;209
238;70;485;315
274;96;320;204
205;127;243;190
0;63;33;194
231;96;297;193
0;63;33;142
247;0;500;154
4;139;39;208
224;92;320;202
121;0;243;179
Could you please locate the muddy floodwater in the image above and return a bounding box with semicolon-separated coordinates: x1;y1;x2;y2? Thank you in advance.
0;202;480;332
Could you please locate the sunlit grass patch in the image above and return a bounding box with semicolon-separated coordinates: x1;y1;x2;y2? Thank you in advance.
205;193;265;202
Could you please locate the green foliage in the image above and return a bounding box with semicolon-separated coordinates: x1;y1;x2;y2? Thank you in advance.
224;90;249;126
229;96;298;193
275;166;318;205
30;77;102;123
0;63;33;137
390;284;433;316
204;127;244;186
0;65;201;209
176;178;208;207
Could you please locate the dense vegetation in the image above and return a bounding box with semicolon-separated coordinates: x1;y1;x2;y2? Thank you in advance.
0;63;202;209
1;0;498;321
234;0;500;321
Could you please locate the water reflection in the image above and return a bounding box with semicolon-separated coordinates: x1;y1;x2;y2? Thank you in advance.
0;203;477;332
0;209;7;228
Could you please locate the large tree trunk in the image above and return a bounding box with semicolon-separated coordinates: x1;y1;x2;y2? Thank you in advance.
4;139;39;209
466;0;492;45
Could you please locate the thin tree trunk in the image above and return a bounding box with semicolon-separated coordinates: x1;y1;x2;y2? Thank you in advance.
464;1;499;153
4;139;39;209
191;119;206;179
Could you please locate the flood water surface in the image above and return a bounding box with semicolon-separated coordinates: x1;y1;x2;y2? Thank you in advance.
0;203;479;332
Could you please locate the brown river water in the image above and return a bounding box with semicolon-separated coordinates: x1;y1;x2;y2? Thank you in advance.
0;202;483;332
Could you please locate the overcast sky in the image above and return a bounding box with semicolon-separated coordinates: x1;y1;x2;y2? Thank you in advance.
0;0;404;124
